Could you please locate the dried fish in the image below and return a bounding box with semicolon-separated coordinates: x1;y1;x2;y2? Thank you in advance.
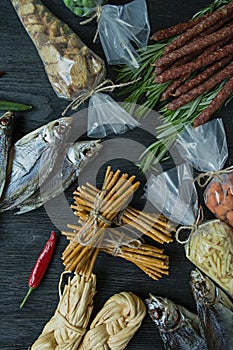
0;111;14;198
146;294;208;350
191;269;233;350
16;140;102;214
0;117;73;212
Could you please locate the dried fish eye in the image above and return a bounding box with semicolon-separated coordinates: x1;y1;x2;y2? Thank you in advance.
83;148;91;157
1;118;9;126
57;124;66;134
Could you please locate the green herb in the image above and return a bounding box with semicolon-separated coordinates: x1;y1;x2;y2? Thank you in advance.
0;100;32;111
117;0;233;171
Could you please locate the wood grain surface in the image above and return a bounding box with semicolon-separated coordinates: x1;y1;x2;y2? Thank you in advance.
0;1;232;349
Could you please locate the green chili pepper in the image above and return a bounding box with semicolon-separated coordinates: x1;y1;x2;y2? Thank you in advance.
0;100;32;111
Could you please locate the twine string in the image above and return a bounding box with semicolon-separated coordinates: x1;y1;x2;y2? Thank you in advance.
62;78;141;116
77;189;111;247
80;4;102;43
175;206;204;244
195;165;233;188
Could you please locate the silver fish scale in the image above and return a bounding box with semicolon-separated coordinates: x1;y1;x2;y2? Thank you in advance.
0;117;73;211
15;140;102;214
191;269;233;350
160;322;208;350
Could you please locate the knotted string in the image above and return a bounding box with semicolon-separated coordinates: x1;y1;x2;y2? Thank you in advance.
80;4;102;43
62;78;141;116
77;189;111;247
195;165;233;188
175;206;204;244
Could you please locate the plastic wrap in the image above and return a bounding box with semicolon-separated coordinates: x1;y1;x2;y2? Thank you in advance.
147;163;198;226
175;119;228;173
98;0;150;68
185;220;233;295
146;163;233;295
175;119;233;226
87;93;140;138
11;0;106;100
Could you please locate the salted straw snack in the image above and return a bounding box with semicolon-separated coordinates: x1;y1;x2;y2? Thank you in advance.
62;166;174;281
11;0;105;100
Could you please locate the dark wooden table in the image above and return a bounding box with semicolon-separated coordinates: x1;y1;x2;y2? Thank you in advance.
0;1;232;349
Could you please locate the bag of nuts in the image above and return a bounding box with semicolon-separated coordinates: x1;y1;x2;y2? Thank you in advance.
11;0;106;100
175;119;233;228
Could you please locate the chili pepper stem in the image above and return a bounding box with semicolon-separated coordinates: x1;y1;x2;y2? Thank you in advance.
20;287;35;309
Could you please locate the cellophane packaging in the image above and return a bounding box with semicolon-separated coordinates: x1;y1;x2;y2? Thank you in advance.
64;0;150;68
87;93;140;138
147;163;233;295
11;0;106;100
98;0;150;68
175;119;233;227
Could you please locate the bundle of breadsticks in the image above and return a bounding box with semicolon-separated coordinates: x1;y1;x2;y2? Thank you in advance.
62;166;174;280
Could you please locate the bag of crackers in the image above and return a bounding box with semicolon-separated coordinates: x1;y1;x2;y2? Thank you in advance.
147;163;233;295
175;119;233;228
64;0;150;68
11;0;106;100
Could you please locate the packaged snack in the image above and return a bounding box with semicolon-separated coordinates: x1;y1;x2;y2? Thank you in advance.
175;119;233;227
11;0;106;100
147;163;233;295
64;0;150;68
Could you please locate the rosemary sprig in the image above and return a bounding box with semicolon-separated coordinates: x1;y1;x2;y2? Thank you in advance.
139;82;233;172
117;0;233;171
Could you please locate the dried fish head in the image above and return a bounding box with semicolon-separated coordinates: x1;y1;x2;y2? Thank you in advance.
67;139;102;166
146;294;181;331
190;269;216;304
190;269;233;350
0;116;74;211
0;111;14;135
38;116;74;145
146;294;208;349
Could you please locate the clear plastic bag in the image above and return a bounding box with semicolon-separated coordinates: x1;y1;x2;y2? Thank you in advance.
87;93;140;138
175;119;233;226
185;220;233;295
98;0;150;68
63;0;108;18
11;0;106;100
147;163;198;226
175;119;228;173
146;163;233;295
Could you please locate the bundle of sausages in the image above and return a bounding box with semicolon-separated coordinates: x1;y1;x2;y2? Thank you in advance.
152;1;233;127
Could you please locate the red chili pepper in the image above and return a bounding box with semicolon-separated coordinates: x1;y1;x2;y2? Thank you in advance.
20;231;57;308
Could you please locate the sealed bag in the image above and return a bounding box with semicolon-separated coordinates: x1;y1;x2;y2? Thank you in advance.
175;119;233;227
11;0;106;100
11;0;139;138
147;163;233;295
64;0;150;68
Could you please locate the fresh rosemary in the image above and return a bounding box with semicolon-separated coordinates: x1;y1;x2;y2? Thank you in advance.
117;0;233;171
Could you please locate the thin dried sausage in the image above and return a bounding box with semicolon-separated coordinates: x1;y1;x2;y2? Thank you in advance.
154;22;233;68
167;62;233;110
155;43;233;83
164;2;233;53
194;75;233;127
